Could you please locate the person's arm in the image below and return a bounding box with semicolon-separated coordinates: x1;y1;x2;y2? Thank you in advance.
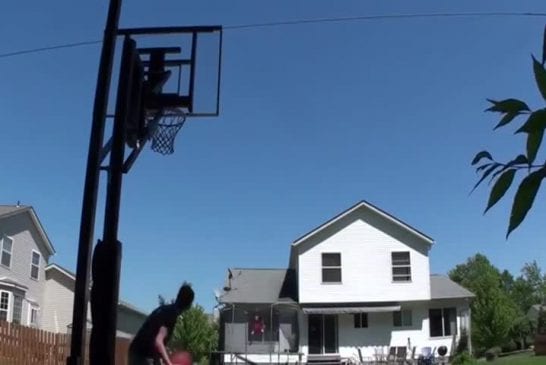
155;326;173;365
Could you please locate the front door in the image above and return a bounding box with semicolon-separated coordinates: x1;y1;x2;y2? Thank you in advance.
308;314;338;354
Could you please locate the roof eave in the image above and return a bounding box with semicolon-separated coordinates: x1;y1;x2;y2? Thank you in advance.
292;200;434;247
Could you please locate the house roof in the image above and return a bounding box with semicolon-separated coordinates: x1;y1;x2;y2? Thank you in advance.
291;200;434;247
45;263;148;316
220;270;473;304
430;275;475;299
0;205;56;256
219;268;298;304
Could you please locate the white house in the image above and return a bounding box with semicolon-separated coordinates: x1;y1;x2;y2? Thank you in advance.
0;205;147;337
218;201;474;364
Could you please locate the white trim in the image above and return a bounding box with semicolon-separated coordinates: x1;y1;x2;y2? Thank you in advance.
292;201;434;247
27;208;55;256
45;263;75;280
0;290;12;322
1;234;13;269
27;304;39;327
30;250;41;281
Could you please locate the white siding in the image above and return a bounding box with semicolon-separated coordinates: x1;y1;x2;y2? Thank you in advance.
0;213;52;327
297;209;431;303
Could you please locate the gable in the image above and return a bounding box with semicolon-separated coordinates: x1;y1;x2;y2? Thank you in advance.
0;206;55;257
291;201;433;257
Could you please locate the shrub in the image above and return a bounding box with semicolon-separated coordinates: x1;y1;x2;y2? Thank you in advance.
484;347;501;362
456;329;469;354
501;339;517;353
451;351;478;365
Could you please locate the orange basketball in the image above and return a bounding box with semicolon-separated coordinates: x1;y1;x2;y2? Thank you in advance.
171;351;192;365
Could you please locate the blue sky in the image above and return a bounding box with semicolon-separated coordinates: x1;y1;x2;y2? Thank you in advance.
2;0;546;313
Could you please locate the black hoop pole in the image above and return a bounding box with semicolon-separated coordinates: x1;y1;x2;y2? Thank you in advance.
67;1;122;364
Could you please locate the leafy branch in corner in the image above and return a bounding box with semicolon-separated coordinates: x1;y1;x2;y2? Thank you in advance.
472;27;546;238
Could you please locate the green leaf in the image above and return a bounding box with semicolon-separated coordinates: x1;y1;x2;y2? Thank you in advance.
471;151;493;165
533;55;546;101
494;112;521;129
507;167;546;237
485;169;516;213
486;98;530;114
515;109;546;134
471;163;501;193
527;129;544;164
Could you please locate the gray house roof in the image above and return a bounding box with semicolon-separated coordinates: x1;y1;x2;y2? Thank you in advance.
220;269;473;304
220;269;297;304
0;205;27;217
430;274;475;299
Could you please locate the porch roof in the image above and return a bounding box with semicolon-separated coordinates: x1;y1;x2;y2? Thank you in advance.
430;274;475;299
301;303;401;314
220;268;297;304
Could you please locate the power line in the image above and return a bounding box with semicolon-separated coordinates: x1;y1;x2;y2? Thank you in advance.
224;11;546;30
1;11;546;59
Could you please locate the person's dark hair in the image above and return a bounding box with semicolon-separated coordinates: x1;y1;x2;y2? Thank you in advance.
175;282;194;310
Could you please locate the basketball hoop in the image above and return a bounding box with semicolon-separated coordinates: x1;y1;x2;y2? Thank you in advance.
150;108;187;155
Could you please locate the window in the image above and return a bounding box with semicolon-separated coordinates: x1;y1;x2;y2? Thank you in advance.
1;235;13;268
354;313;368;328
429;308;457;337
29;306;38;327
12;295;22;324
0;291;9;321
393;310;412;327
391;252;411;282
322;253;342;283
31;251;40;280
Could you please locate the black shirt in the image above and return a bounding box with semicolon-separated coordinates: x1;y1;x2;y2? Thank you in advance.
130;304;180;357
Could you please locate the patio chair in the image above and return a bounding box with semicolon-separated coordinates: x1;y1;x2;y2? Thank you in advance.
387;347;396;365
417;347;436;365
396;347;407;364
405;347;416;365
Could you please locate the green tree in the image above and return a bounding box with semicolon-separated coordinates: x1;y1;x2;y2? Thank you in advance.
472;27;546;237
157;295;219;364
449;254;518;353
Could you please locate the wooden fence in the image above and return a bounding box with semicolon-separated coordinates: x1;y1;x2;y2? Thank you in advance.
0;321;131;364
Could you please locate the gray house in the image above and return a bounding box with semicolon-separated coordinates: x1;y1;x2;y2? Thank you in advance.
0;205;147;337
0;205;55;327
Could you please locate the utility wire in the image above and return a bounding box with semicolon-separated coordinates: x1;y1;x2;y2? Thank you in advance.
1;11;546;59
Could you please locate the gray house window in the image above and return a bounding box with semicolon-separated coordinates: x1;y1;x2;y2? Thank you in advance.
354;313;368;328
0;291;9;321
29;306;38;326
1;235;13;268
393;310;412;327
12;295;23;324
31;251;40;280
322;253;341;283
429;308;457;337
392;252;411;282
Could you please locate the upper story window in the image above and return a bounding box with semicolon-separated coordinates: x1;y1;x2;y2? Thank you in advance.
30;251;41;280
391;251;411;282
322;253;341;283
393;310;412;327
429;307;457;337
1;235;13;268
354;313;368;328
0;291;10;321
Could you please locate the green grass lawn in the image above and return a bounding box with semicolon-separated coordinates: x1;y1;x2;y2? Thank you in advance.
484;352;546;364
